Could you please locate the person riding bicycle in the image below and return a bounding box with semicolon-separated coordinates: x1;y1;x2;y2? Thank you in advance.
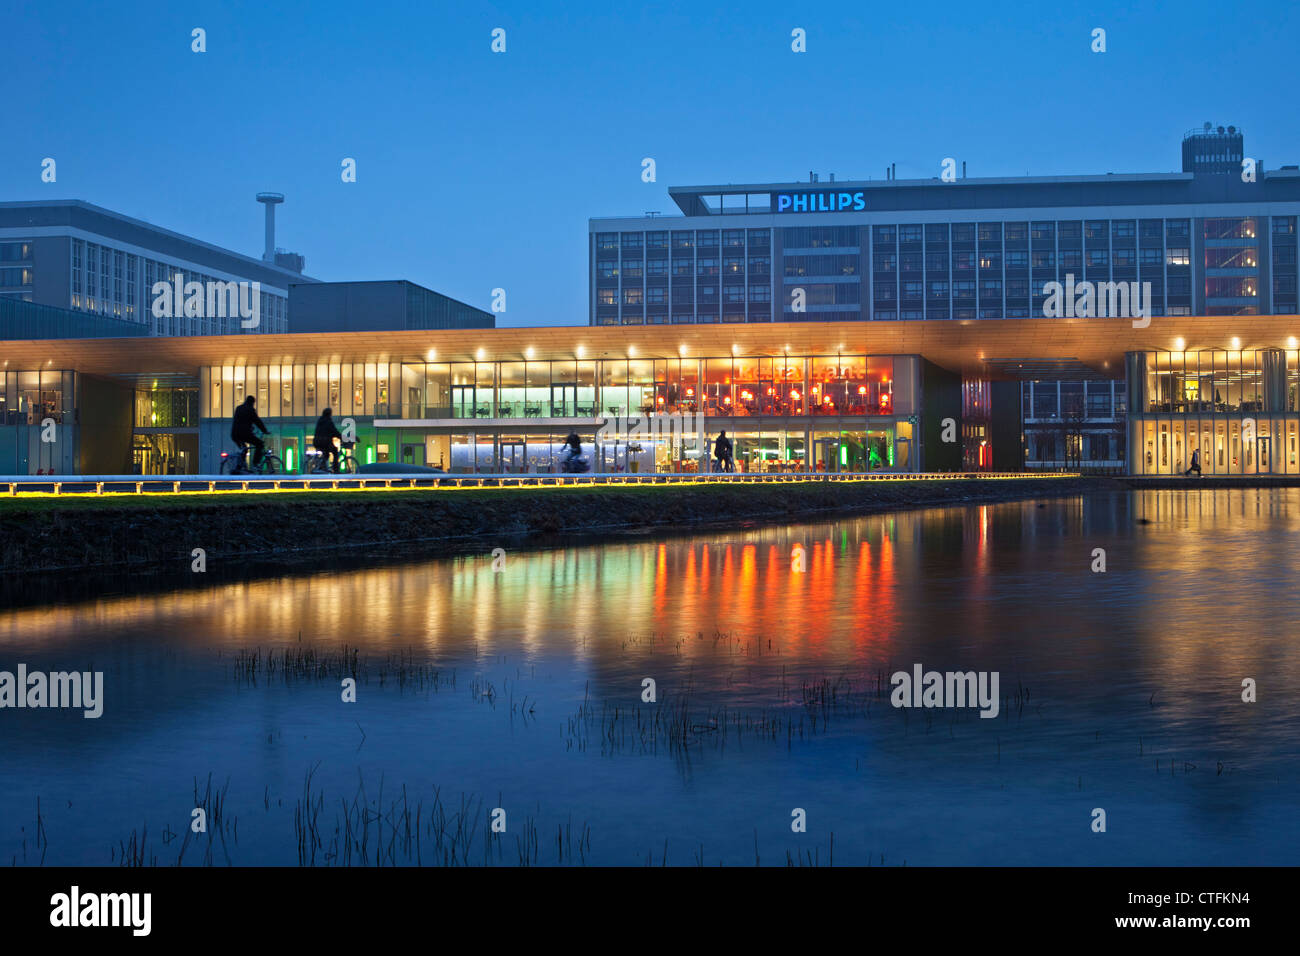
562;432;588;473
313;407;343;473
230;395;269;472
714;430;734;473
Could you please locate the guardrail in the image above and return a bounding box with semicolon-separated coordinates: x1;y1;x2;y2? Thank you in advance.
0;471;1080;497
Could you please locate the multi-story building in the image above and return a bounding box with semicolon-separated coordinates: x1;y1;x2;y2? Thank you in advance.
0;199;317;335
590;125;1300;471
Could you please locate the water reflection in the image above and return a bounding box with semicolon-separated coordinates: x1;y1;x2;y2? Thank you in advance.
1;489;1297;865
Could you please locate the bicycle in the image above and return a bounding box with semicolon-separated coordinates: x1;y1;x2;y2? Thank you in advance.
560;450;590;474
307;438;358;474
220;438;282;475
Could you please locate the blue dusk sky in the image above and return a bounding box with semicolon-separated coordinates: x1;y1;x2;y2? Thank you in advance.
5;0;1298;326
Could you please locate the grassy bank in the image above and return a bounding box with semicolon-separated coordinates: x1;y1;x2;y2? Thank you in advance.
0;475;1108;573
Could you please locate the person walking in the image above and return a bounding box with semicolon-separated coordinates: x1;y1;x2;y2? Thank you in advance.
1184;446;1202;477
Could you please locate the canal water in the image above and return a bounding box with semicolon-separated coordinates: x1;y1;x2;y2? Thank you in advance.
1;489;1297;865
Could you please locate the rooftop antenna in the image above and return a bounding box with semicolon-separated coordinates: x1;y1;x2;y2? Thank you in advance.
256;192;284;262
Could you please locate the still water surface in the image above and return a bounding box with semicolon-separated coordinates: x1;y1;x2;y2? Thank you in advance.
2;489;1297;865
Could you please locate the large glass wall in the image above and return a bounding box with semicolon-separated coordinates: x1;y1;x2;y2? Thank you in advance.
198;354;915;474
1141;349;1298;415
1134;417;1298;476
1131;349;1300;475
0;369;73;425
200;355;897;422
134;387;198;428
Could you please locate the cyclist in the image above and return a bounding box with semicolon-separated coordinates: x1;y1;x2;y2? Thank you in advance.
561;432;588;473
313;407;343;473
230;395;269;472
714;430;733;472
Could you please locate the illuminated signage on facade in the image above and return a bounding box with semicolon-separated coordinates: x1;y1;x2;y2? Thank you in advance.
772;191;866;213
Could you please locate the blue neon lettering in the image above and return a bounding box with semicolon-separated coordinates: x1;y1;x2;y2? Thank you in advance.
773;190;867;212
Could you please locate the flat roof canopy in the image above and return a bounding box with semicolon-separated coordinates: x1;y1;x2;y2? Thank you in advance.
3;316;1297;381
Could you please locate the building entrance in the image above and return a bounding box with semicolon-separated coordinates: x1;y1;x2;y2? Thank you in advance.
499;439;526;472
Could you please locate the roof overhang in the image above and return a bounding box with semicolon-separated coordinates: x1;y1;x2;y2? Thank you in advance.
1;316;1295;381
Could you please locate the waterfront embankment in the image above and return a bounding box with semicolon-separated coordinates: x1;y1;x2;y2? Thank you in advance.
0;475;1114;574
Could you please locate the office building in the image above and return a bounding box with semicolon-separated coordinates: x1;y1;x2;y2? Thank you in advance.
0;198;317;335
589;125;1300;470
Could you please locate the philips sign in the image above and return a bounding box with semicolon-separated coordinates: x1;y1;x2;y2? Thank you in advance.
774;191;866;213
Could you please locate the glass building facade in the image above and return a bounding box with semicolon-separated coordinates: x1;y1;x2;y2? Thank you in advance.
1021;380;1127;470
595;227;773;326
69;238;289;335
590;215;1292;326
1128;348;1300;475
196;353;917;475
0;368;79;474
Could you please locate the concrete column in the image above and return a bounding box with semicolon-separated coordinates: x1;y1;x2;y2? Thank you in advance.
1125;351;1147;415
1262;348;1286;412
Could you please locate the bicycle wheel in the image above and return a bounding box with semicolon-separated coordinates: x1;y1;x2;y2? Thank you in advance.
261;454;283;475
341;455;358;474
